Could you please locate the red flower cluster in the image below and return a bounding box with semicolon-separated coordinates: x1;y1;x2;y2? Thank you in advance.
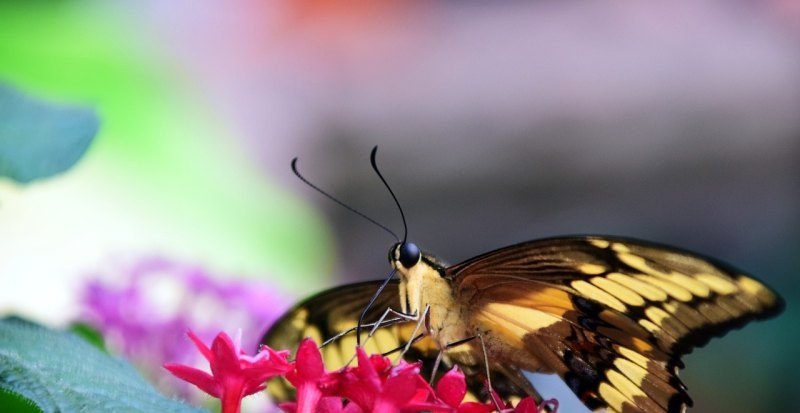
165;331;558;413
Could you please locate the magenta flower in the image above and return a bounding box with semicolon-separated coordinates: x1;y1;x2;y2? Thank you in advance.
485;390;559;413
279;338;339;413
168;332;558;413
164;330;291;413
308;397;363;413
423;367;495;413
337;347;433;413
410;366;559;413
510;397;558;413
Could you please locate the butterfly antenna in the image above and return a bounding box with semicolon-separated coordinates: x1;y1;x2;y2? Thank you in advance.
356;269;396;345
291;157;399;241
370;146;408;244
358;145;409;345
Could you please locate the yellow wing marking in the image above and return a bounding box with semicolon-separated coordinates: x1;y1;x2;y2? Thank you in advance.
638;319;661;336
606;369;662;412
737;275;779;306
590;276;646;307
579;263;606;275
661;300;705;330
646;306;689;338
614;358;648;389
607;272;668;302
633;274;693;302
477;283;575;317
599;382;628;412
607;369;647;400
611;242;630;253
571;280;627;312
695;273;738;295
482;302;561;332
657;271;711;298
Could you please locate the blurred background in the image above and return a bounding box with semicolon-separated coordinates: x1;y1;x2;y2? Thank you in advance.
0;0;798;412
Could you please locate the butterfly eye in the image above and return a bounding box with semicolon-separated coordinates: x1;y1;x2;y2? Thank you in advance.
398;242;421;268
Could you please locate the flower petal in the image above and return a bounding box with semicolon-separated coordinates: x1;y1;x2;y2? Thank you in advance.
317;397;345;413
354;347;381;390
295;338;325;381
186;330;214;363
342;401;364;413
457;402;496;413
295;382;323;413
278;402;298;413
163;363;220;397
210;331;241;377
436;367;467;408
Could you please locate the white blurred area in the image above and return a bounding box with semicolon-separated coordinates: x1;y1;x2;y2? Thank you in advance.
0;171;157;323
0;139;315;325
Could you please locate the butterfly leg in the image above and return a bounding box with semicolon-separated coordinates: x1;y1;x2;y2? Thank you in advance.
361;307;420;353
368;307;419;338
478;334;553;412
330;306;422;369
429;350;445;386
320;307;416;348
428;333;554;411
428;334;478;385
477;333;506;412
364;306;430;359
398;304;430;362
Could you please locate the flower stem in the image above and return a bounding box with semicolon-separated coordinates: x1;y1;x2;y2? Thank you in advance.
220;384;244;413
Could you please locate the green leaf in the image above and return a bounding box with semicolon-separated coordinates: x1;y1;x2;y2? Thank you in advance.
68;322;108;353
0;386;42;413
0;83;99;183
0;317;208;413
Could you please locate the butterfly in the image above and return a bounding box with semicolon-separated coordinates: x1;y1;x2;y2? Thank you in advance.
261;234;783;413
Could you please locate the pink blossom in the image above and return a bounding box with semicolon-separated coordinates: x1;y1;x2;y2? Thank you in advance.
278;338;339;413
167;332;558;413
164;330;291;413
337;347;433;413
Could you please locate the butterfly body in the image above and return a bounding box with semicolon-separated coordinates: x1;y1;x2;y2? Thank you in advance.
263;235;783;413
391;244;552;380
392;247;468;348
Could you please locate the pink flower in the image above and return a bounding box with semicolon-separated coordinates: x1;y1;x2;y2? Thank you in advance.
282;396;363;413
164;330;291;413
338;347;433;413
424;369;558;413
511;397;558;413
279;338;339;413
428;367;495;413
166;332;559;413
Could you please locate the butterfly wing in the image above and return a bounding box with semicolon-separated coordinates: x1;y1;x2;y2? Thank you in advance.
447;236;783;413
260;280;421;402
260;280;525;403
262;281;410;366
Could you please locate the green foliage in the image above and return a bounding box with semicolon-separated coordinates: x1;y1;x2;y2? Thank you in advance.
68;322;108;353
0;317;207;413
0;387;42;413
0;84;98;183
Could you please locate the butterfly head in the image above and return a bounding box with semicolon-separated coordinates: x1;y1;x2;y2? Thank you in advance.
390;242;421;270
